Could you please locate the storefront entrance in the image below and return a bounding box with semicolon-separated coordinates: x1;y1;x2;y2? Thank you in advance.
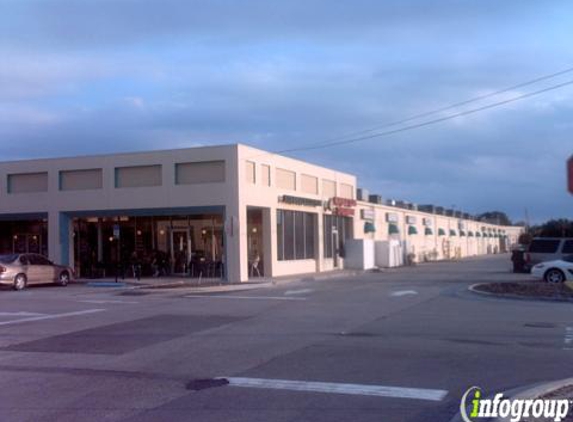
71;209;225;280
171;229;191;275
0;218;48;256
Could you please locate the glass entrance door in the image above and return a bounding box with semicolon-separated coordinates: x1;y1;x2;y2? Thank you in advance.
171;229;191;275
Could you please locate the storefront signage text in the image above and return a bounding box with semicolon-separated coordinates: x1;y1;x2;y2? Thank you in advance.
279;195;323;207
361;209;376;220
406;216;417;225
386;212;399;223
331;197;357;217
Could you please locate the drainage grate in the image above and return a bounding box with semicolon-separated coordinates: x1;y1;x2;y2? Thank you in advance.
186;378;229;391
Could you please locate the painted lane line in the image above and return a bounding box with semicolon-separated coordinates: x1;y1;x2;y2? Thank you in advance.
564;327;573;349
390;290;418;297
0;309;105;327
0;312;46;317
284;288;314;296
78;300;138;304
185;295;306;301
222;377;448;402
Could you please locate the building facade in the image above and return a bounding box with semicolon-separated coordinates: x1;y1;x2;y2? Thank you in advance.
0;143;522;283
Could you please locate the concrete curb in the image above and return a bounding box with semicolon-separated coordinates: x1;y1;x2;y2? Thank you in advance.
78;269;366;293
449;379;573;422
491;378;573;422
468;283;573;304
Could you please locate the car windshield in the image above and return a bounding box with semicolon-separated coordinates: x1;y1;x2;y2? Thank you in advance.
0;254;18;264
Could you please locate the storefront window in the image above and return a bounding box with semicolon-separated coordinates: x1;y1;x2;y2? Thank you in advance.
277;210;316;261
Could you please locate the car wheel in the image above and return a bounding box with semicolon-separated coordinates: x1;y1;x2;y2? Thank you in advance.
544;268;565;284
58;271;70;287
14;274;27;291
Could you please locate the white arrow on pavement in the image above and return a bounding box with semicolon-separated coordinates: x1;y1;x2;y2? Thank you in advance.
390;290;418;297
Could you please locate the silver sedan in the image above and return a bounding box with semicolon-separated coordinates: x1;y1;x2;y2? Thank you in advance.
0;253;74;290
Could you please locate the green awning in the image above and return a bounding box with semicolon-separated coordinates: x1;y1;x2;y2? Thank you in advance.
468;231;474;237
459;230;466;237
424;227;433;236
364;222;376;233
408;225;418;235
449;229;457;236
388;223;399;235
438;228;446;236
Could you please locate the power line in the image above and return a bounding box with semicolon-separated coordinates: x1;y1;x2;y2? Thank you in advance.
274;78;573;154
275;65;573;154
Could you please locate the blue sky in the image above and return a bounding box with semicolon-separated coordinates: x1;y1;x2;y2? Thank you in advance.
1;0;572;223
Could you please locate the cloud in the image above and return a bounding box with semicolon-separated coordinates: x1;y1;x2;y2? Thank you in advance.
0;0;571;223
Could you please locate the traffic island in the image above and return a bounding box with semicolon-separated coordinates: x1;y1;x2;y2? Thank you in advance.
450;379;573;422
524;385;573;422
470;282;573;302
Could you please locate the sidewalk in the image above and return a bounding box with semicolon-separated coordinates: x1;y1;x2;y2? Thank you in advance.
76;268;365;292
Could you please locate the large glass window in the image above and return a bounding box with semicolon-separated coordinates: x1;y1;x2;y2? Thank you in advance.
283;211;295;260
277;210;316;261
305;213;316;259
295;212;305;260
562;240;573;254
528;240;560;253
277;211;284;261
324;215;333;258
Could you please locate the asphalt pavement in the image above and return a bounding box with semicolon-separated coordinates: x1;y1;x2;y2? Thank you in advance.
0;254;570;422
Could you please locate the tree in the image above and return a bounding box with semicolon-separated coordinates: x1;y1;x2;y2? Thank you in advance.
476;211;512;226
530;219;573;237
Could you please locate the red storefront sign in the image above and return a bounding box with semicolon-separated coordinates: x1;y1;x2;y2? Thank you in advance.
331;197;356;217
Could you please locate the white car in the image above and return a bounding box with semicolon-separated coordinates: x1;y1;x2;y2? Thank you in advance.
531;255;573;283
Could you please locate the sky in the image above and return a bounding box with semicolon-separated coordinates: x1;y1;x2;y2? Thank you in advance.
1;0;572;223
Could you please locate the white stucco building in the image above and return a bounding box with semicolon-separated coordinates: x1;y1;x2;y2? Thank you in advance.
0;143;522;282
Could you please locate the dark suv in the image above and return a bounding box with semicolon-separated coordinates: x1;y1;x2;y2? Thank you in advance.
524;238;573;271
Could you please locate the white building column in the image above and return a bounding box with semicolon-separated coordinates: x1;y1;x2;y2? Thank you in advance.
262;207;275;277
48;212;73;266
225;205;249;283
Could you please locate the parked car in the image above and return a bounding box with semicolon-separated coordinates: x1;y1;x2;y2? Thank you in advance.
0;253;74;291
531;255;573;283
524;237;573;271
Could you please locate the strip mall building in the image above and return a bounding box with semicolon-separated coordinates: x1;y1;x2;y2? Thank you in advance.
0;144;522;283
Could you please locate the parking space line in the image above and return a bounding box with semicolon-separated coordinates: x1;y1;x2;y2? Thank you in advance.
185;295;306;301
564;327;573;350
390;290;418;297
0;309;105;327
222;377;448;401
0;312;46;317
284;288;314;296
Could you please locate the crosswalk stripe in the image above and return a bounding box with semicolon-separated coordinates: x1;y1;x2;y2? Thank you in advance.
222;377;448;401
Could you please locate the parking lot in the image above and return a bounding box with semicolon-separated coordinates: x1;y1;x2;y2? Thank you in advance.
0;254;571;422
